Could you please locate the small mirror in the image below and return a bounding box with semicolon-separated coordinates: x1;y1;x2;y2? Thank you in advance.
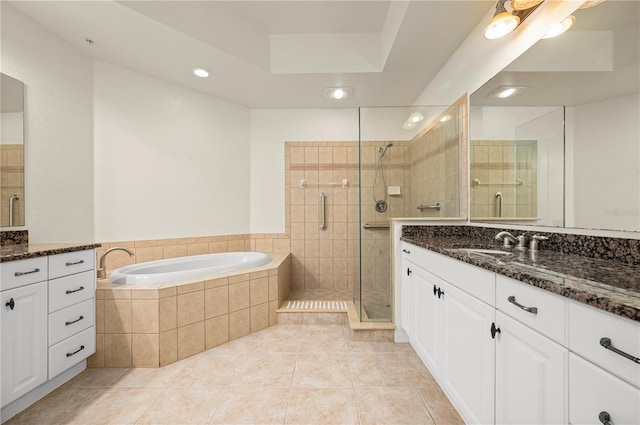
1;73;25;227
470;0;639;232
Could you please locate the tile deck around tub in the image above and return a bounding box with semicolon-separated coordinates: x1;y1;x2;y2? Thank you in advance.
5;324;463;425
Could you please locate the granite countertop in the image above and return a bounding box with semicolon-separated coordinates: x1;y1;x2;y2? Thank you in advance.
0;243;102;263
402;235;640;322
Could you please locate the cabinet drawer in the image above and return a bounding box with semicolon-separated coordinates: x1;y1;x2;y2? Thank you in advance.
569;301;640;387
412;245;495;306
48;298;94;346
49;270;94;313
0;257;48;291
48;326;95;379
49;250;94;279
496;275;566;345
569;353;640;425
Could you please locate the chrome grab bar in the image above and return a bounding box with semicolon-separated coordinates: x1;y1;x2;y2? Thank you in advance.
495;192;503;217
320;192;327;231
417;203;441;211
9;194;19;226
362;223;390;229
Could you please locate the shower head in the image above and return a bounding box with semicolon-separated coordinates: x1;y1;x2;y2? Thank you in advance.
378;142;394;157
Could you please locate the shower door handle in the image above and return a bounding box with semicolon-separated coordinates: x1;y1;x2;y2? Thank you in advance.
320;192;327;231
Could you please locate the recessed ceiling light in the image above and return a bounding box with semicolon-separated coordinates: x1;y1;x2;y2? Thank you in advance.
324;87;353;100
402;120;417;130
489;86;527;99
408;112;424;123
193;68;210;78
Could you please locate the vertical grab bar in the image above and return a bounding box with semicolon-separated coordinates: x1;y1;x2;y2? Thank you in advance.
9;194;19;226
320;192;327;231
495;192;503;217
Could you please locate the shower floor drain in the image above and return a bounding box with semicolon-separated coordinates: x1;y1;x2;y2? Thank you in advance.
281;300;348;312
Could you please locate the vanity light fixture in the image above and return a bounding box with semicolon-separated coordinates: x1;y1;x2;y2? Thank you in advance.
192;67;210;78
483;0;520;39
408;112;424;123
489;85;528;99
440;114;452;123
324;87;353;100
579;0;606;9
542;15;576;39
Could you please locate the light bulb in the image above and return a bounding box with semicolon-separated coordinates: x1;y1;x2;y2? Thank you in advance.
542;15;575;39
483;12;520;40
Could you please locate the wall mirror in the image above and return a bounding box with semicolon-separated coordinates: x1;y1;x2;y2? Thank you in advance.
1;72;25;227
470;0;639;232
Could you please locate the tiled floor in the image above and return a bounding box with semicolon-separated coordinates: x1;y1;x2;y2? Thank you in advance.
6;324;464;425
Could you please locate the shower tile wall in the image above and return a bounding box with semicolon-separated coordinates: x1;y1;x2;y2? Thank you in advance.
285;142;359;297
0;144;24;226
470;140;538;218
405;105;461;218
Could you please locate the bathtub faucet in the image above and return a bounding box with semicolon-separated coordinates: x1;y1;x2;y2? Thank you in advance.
97;247;134;279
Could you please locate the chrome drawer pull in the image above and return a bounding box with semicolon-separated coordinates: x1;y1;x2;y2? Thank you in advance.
508;296;538;314
600;337;640;364
402;249;411;254
65;315;84;326
65;286;85;295
14;268;40;277
66;345;85;357
598;411;612;425
65;260;85;266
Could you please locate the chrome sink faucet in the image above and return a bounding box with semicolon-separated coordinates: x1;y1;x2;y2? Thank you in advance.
495;231;527;249
97;247;134;279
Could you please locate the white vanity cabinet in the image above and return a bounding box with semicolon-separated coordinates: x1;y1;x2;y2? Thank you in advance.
0;249;96;422
401;243;495;425
0;280;48;407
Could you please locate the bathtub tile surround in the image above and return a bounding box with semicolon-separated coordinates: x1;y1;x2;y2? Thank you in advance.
4;324;464;425
401;225;640;321
91;252;291;368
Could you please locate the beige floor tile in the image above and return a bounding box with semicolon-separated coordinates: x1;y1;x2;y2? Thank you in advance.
292;354;352;388
170;352;240;387
68;368;127;387
60;387;164;424
347;340;400;353
285;387;358;425
418;386;466;425
349;353;413;387
297;330;349;353
110;362;185;387
209;387;289;424
231;353;297;387
217;327;298;353
4;388;101;425
134;387;222;424
355;386;434;425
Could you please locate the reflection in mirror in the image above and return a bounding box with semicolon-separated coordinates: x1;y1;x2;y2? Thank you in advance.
470;0;639;232
1;73;25;227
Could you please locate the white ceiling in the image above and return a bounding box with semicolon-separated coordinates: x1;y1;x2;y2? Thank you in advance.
9;0;494;108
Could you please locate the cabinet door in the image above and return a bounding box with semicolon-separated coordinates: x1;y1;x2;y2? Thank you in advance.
569;353;640;425
440;281;495;425
1;282;48;407
495;311;567;425
401;258;415;340
412;265;443;373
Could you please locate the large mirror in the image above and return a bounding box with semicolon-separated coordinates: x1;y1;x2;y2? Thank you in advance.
470;0;639;232
1;73;25;227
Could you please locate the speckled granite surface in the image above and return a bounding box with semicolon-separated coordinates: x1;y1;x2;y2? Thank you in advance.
402;225;640;322
0;230;28;246
0;243;101;263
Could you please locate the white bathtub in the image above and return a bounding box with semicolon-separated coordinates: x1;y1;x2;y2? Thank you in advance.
109;252;272;285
